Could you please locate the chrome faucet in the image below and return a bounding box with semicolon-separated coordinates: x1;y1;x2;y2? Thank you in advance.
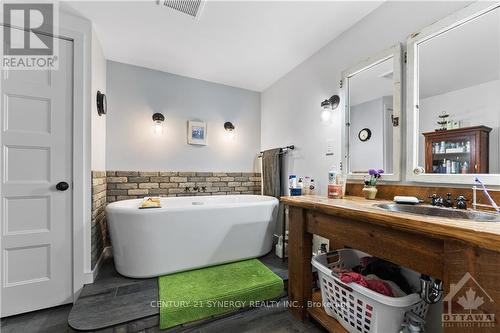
184;186;207;193
443;193;453;208
455;196;468;210
420;274;443;304
429;193;467;209
429;194;443;206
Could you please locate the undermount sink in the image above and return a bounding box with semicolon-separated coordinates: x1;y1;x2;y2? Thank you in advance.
376;203;500;222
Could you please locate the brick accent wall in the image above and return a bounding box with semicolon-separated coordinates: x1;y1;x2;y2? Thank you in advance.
90;171;262;270
106;171;262;202
91;171;108;269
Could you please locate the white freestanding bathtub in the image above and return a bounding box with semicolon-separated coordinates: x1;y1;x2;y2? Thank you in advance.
106;195;279;278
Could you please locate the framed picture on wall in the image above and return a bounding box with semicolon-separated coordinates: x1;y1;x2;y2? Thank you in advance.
187;121;207;145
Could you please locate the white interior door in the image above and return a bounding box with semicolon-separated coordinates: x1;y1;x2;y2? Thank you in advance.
0;33;73;317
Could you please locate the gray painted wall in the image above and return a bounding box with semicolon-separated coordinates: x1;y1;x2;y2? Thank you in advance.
349;97;389;173
261;1;472;193
91;29;106;171
106;61;261;171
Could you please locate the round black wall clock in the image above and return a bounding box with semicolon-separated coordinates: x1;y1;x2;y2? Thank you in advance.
358;128;372;142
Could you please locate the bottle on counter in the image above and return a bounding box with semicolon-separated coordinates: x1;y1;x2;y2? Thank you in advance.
328;166;337;185
289;175;301;196
289;175;297;189
297;177;304;193
309;178;316;195
303;177;311;195
328;166;337;198
327;165;345;199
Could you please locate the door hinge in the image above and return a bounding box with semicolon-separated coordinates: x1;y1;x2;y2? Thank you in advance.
339;80;343;88
404;51;407;64
391;115;399;127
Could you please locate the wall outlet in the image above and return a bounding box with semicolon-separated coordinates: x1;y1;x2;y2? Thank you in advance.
325;139;334;156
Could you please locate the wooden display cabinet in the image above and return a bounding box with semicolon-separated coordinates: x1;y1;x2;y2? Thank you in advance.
423;126;491;174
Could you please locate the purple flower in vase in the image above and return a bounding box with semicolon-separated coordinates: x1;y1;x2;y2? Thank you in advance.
366;169;384;186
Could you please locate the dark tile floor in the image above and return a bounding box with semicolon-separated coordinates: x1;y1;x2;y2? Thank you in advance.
0;304;72;333
1;253;324;333
68;255;159;331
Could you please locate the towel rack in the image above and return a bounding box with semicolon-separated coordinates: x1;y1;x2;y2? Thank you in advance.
259;145;294;261
258;145;294;158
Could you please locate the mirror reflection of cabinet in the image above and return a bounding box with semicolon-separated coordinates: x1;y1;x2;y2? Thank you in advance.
423;126;491;174
406;2;500;185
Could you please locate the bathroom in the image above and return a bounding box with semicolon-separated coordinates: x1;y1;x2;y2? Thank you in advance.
1;1;499;332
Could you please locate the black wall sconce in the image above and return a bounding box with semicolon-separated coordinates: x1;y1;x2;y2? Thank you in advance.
152;113;165;136
96;91;107;116
224;121;235;139
320;94;340;122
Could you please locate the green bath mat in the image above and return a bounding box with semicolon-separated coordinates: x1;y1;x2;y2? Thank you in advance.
158;259;284;329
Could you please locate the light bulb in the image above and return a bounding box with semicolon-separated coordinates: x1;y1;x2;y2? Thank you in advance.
321;108;332;122
225;130;235;140
223;122;235;140
154;121;163;136
152;113;165;136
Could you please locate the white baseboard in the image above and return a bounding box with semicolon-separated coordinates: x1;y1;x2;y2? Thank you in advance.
83;246;112;284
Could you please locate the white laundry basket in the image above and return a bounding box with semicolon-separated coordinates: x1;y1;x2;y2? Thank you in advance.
311;249;428;333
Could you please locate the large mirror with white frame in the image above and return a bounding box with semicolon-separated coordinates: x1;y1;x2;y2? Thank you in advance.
342;44;402;181
407;2;500;185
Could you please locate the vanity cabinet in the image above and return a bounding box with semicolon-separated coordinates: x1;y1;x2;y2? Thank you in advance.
423;126;491;174
283;193;500;333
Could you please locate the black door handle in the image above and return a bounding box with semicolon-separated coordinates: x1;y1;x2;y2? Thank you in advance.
56;181;69;191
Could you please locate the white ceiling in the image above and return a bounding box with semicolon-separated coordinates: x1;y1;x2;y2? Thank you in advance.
65;1;383;92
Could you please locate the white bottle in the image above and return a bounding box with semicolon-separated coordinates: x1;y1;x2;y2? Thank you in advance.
304;177;311;195
328;166;338;184
309;178;316;195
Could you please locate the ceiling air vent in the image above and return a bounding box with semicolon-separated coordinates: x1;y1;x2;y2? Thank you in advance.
158;0;205;19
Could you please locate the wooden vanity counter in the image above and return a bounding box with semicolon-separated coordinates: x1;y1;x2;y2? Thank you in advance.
282;195;500;333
